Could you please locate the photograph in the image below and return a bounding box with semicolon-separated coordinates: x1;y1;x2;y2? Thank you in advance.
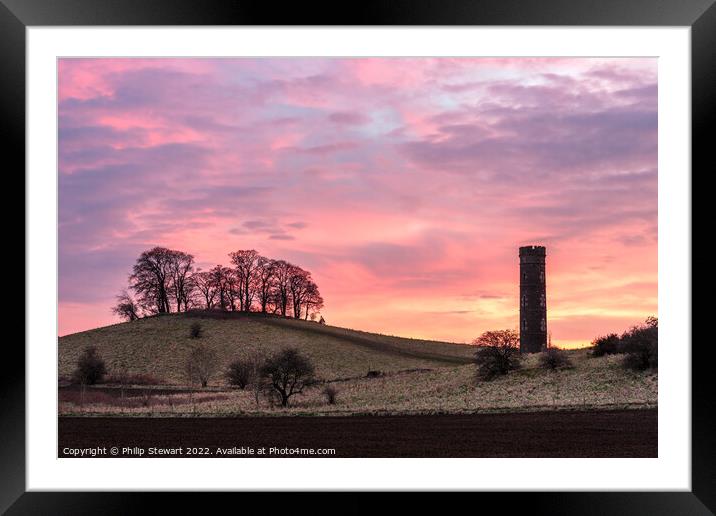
56;56;659;458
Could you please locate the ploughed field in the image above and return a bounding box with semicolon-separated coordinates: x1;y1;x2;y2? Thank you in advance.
58;312;657;417
58;409;657;458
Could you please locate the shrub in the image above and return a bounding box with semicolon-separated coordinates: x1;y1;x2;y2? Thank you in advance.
260;348;317;407
621;317;658;371
189;322;203;339
591;333;621;356
539;348;572;371
185;345;218;387
366;370;383;378
226;358;254;389
622;341;658;371
323;385;339;405
72;346;107;385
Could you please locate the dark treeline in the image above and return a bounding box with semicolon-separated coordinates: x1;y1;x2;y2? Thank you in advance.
112;247;324;322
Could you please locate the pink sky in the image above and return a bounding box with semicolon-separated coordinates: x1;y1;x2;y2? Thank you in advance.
58;58;657;347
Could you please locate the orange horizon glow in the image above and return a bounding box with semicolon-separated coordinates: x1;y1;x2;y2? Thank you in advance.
58;58;657;347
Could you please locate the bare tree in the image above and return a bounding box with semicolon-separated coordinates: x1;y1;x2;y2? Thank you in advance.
168;250;195;312
255;256;276;313
185;345;218;388
289;265;313;319
259;348;317;407
129;247;175;314
192;270;218;309
209;265;235;311
229;249;261;312
303;281;324;320
112;289;141;321
273;260;293;317
473;329;522;380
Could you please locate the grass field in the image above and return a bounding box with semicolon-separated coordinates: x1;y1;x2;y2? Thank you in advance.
58;312;657;417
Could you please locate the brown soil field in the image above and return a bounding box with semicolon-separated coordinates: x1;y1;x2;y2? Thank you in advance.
58;408;657;458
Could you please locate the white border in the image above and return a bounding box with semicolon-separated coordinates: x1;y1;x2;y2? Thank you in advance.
27;27;691;491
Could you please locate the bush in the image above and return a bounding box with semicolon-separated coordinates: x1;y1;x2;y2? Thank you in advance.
621;317;658;371
472;329;522;381
591;333;621;356
622;341;658;371
72;346;107;385
260;348;317;407
226;358;254;389
323;385;338;405
366;370;383;378
539;348;572;371
189;322;203;339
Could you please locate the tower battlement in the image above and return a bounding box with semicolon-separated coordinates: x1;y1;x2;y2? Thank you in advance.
519;245;546;256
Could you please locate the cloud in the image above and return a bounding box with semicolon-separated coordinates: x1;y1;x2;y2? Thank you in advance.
58;57;658;346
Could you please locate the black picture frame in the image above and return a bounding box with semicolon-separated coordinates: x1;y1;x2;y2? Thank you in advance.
3;0;711;513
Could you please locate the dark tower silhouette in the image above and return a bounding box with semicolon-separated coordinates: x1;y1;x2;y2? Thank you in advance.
519;245;547;353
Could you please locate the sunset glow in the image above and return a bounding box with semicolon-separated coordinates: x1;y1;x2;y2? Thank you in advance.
58;58;657;347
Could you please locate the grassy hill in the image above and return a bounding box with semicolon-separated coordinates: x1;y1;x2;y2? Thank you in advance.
59;311;476;384
58;311;657;417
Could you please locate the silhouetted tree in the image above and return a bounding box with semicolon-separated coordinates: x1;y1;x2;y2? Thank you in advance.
230;249;260;312
168;250;195;312
473;329;522;380
255;256;277;313
192;270;218;309
289;265;313;319
273;260;293;316
260;348;317;407
209;265;234;311
303;282;324;320
130;247;175;314
112;289;141;321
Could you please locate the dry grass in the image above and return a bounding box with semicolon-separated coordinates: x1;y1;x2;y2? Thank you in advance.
58;312;475;385
59;348;657;417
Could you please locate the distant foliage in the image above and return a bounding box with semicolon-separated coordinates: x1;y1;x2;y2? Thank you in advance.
72;346;107;385
226;358;254;389
539;348;573;371
473;330;522;381
591;333;621;356
322;385;339;405
189;322;203;339
186;345;218;387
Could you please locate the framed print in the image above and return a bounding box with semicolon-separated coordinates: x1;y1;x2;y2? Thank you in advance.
4;0;712;513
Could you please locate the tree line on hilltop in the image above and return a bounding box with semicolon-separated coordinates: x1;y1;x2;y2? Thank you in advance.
112;247;324;322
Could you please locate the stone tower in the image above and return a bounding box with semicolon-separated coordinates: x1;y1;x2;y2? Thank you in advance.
519;245;547;353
